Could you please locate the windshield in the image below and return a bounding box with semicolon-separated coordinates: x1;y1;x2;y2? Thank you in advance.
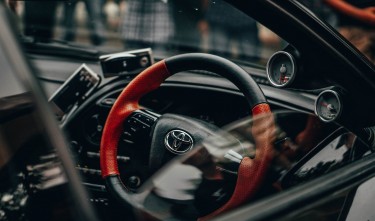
7;0;285;65
6;0;374;65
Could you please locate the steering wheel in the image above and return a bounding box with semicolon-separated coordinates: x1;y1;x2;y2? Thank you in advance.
100;53;274;220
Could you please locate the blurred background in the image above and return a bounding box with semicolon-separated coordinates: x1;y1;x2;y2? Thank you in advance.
5;0;375;64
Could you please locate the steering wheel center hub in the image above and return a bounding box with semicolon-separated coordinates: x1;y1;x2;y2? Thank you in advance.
164;129;194;155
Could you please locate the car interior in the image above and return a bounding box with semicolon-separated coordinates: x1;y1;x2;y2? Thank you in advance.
1;0;375;221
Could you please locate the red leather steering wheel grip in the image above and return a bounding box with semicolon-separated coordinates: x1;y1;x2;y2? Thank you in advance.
100;61;170;177
199;103;274;221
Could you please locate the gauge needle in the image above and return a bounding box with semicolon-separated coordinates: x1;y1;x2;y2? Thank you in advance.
279;64;287;83
327;104;336;113
280;64;287;73
322;102;337;113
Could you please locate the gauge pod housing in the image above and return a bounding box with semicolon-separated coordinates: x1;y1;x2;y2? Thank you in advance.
266;51;297;88
315;90;343;123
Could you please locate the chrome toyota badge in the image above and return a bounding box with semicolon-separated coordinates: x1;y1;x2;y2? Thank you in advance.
164;130;194;155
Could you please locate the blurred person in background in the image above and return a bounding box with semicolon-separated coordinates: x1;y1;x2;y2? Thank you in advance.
324;0;375;63
120;0;174;51
205;1;260;60
23;1;59;41
170;0;207;52
63;0;105;45
6;0;17;13
103;0;121;31
298;0;338;27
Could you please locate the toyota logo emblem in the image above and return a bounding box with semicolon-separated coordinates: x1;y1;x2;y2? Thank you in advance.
164;130;194;154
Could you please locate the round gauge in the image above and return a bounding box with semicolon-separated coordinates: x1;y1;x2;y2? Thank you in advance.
315;90;342;122
266;51;297;87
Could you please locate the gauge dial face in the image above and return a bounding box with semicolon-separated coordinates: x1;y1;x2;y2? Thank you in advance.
266;51;296;87
315;90;342;122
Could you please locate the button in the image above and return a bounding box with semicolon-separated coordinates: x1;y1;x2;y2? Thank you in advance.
127;119;139;127
122;131;135;143
127;176;141;189
139;115;154;126
122;138;135;144
123;131;132;137
129;127;138;133
144;117;153;124
97;125;103;132
117;156;130;162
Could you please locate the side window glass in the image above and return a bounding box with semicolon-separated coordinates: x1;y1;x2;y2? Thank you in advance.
298;0;375;64
282;131;370;187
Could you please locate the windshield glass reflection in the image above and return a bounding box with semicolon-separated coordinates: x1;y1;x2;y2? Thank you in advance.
120;111;371;220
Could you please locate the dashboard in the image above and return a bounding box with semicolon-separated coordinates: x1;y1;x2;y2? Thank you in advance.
33;52;349;220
